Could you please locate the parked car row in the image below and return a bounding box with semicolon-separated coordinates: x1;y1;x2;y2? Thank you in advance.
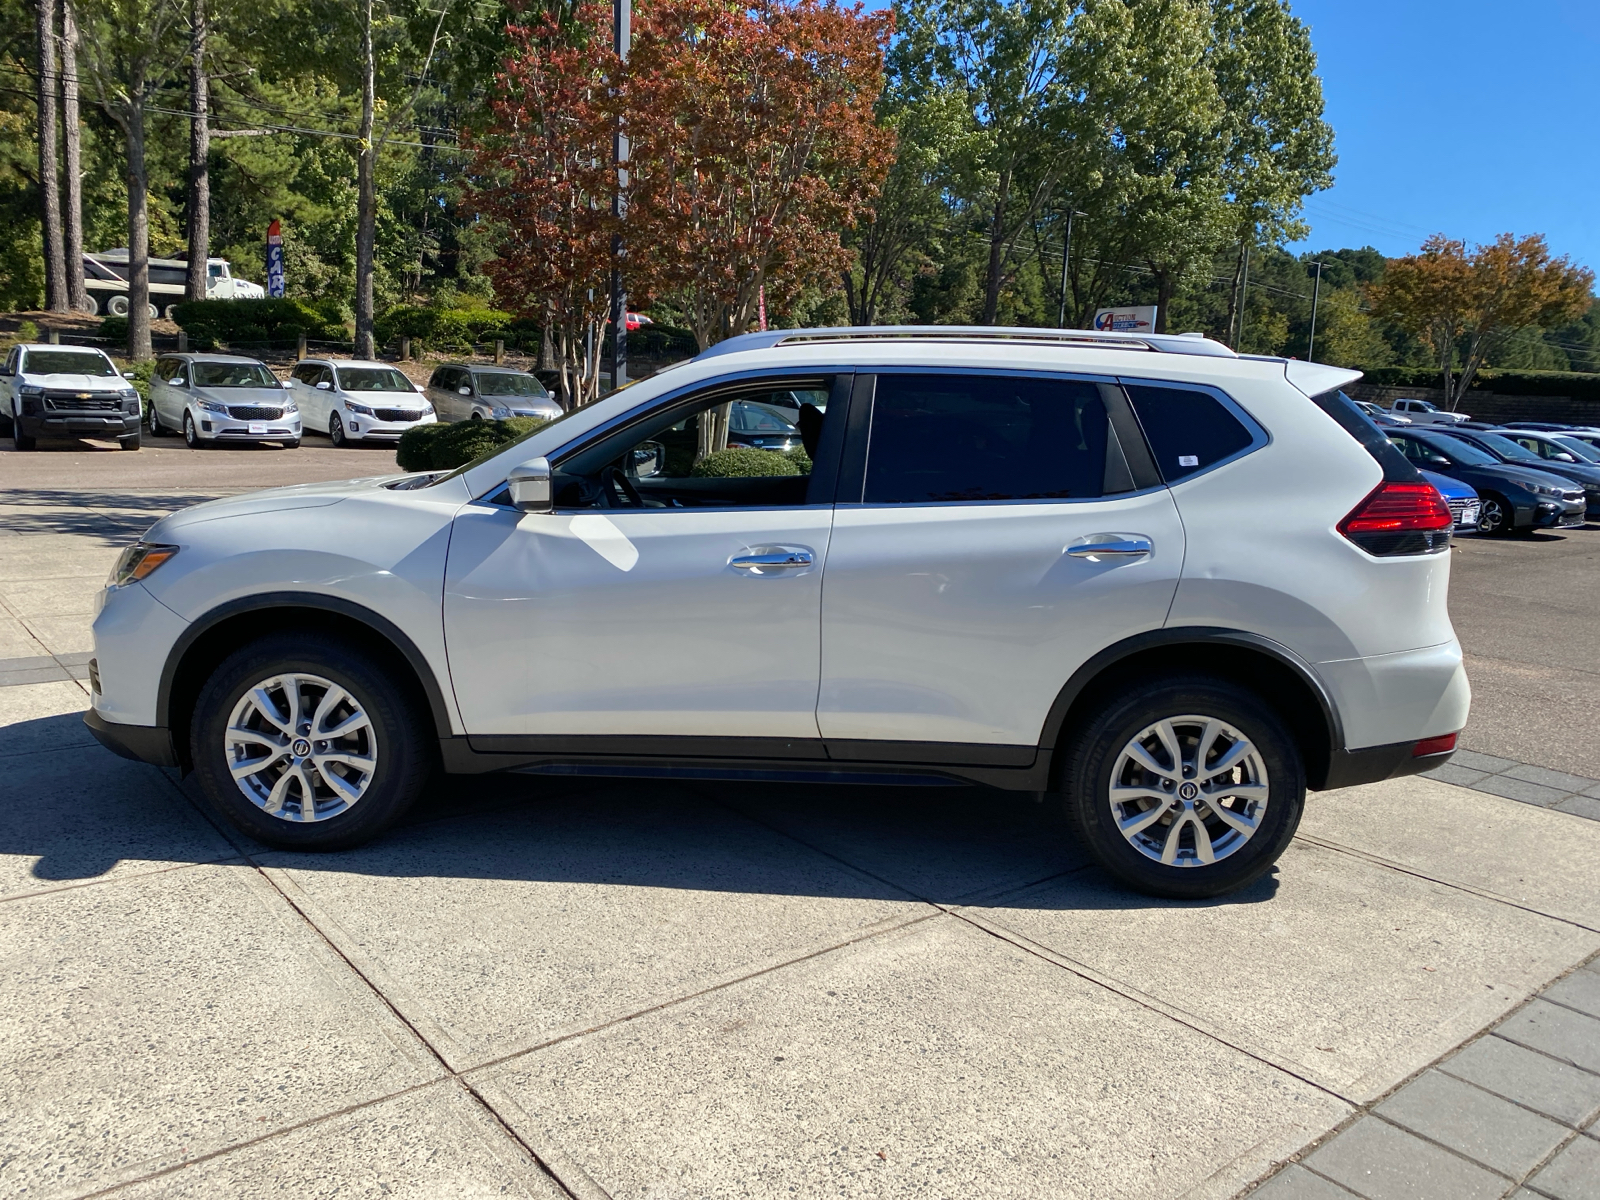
4;342;571;452
1376;417;1600;535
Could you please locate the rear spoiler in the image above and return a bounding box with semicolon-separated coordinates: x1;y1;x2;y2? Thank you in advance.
1284;360;1364;397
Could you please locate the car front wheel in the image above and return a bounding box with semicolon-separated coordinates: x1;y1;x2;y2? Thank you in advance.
1477;494;1513;536
329;412;352;447
1059;675;1305;899
183;411;206;449
189;635;432;850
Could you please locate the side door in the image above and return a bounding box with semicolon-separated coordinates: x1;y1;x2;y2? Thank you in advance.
300;364;332;428
150;357;175;423
425;367;454;420
444;375;847;744
2;347;18;418
817;370;1185;756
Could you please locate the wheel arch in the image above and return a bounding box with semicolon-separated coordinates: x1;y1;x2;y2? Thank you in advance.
159;592;454;771
1040;628;1342;791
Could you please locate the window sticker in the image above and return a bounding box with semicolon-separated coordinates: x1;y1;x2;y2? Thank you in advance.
1178;454;1199;467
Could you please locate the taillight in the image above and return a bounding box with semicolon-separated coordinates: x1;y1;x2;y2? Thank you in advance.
1412;732;1459;757
1338;481;1452;556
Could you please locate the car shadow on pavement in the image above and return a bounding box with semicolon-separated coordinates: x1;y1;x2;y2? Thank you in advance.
2;712;1279;911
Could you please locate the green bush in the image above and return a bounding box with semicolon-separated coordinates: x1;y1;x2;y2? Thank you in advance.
395;416;545;472
99;315;128;342
170;298;344;350
374;306;513;354
691;447;802;477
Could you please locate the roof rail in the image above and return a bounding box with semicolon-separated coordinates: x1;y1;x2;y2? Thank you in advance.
695;325;1238;360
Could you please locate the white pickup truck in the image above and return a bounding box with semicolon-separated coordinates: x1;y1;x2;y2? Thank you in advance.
82;250;266;319
1386;397;1471;426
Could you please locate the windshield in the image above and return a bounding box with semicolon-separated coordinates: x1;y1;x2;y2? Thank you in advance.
23;350;116;377
475;372;549;398
193;361;277;388
1553;436;1600;462
1473;432;1541;462
1409;400;1438;412
337;366;414;393
1423;434;1497;466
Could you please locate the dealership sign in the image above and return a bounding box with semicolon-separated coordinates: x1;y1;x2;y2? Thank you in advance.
265;220;285;298
1092;304;1158;333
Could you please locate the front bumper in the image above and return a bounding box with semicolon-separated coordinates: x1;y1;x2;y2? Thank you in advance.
18;411;140;438
84;708;176;767
197;409;303;442
345;413;437;441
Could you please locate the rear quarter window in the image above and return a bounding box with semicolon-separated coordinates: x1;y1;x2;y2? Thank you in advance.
1123;383;1257;481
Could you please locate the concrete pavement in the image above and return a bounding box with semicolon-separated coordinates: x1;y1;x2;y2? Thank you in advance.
3;453;1599;1199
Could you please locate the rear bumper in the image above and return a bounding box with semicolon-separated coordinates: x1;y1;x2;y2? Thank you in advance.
1319;740;1454;790
84;708;176;767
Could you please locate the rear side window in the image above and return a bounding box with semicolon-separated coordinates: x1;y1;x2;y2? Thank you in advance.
864;373;1131;503
1308;388;1424;483
1123;384;1255;482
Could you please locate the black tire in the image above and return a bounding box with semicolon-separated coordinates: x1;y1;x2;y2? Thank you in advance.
13;430;36;451
189;634;432;850
1477;493;1513;536
1059;674;1305;899
183;411;205;449
118;431;140;451
330;412;351;447
282;438;301;449
147;404;163;437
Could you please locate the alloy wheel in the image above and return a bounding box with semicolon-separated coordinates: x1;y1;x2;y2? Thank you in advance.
223;672;378;822
1477;497;1506;534
330;413;346;446
1107;714;1268;867
183;412;198;447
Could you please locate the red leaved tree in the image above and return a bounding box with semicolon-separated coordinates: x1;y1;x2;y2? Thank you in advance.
625;0;895;352
468;5;620;407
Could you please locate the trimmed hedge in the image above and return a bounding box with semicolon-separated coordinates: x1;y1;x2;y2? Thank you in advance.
395;416;545;472
374;306;515;354
691;447;802;477
1362;366;1600;402
171;298;345;349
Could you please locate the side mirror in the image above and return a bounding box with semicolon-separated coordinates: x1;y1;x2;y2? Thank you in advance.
1552;453;1575;462
123;370;135;379
169;377;184;386
508;457;553;513
458;386;472;396
630;440;666;479
281;380;292;389
315;381;331;390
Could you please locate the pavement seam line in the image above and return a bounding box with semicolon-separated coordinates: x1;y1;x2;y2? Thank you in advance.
143;768;952;1197
1234;950;1600;1198
1294;831;1600;934
140;770;589;1200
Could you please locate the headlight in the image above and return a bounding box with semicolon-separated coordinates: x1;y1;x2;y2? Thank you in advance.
1533;483;1566;498
283;401;299;414
118;387;139;400
196;398;230;415
490;405;511;418
107;542;179;588
345;401;375;416
19;384;43;398
421;402;435;415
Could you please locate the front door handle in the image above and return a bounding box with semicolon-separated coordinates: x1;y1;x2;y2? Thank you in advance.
730;547;814;574
1066;535;1153;559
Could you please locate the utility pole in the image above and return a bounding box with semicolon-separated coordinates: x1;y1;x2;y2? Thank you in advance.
1233;239;1252;349
1306;260;1324;362
60;0;86;311
1056;208;1085;328
610;0;630;390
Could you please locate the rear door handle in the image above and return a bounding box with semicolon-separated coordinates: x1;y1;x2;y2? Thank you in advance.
1066;535;1153;559
730;547;814;573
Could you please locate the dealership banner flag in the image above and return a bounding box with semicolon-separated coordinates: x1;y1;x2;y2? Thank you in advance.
266;220;285;298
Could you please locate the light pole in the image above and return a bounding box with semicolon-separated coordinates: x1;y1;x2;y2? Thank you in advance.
1057;208;1086;328
1306;260;1324;362
610;0;631;390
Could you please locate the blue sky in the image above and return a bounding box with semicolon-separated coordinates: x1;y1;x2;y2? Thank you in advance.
1269;0;1597;268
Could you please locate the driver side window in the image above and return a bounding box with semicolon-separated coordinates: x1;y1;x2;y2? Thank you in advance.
554;382;836;511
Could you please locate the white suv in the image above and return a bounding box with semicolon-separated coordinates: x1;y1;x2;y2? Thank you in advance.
86;328;1469;898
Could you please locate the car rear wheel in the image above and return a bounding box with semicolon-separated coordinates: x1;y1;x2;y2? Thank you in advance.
1476;494;1513;536
1059;675;1305;899
190;635;432;850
